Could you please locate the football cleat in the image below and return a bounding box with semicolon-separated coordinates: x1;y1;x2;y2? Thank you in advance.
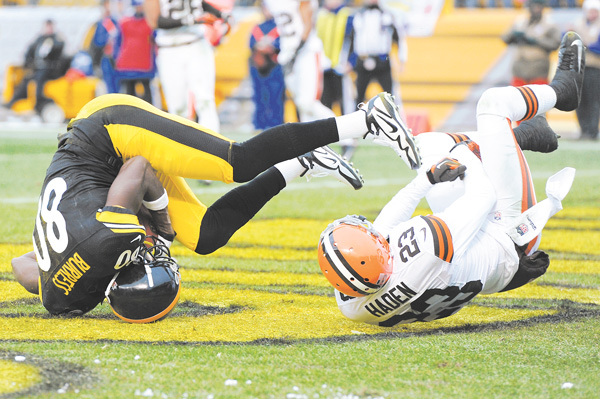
298;146;364;190
550;31;585;112
513;115;559;153
359;92;421;169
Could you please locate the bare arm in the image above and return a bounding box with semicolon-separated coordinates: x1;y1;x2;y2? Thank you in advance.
299;0;313;42
143;0;160;29
11;251;40;295
106;156;175;239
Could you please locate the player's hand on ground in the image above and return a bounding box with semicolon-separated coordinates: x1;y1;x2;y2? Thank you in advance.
426;157;466;185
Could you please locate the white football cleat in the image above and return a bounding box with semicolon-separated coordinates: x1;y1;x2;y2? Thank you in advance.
359;92;421;170
298;146;364;190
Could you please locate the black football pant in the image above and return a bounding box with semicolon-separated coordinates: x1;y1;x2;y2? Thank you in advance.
575;66;600;139
355;57;393;105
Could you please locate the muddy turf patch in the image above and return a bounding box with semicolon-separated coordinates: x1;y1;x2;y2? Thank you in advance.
0;350;95;398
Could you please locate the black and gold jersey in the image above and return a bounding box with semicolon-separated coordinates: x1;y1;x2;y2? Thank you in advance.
34;151;145;314
67;93;234;181
64;93;235;252
34;93;237;314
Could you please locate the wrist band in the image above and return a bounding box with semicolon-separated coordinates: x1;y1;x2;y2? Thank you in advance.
143;190;169;211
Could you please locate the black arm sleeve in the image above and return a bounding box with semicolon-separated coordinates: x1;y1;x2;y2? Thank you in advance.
202;0;224;18
157;16;184;29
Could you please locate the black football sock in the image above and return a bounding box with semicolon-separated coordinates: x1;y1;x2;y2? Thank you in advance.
195;167;286;254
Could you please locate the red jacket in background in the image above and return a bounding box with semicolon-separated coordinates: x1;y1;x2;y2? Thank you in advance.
116;15;154;72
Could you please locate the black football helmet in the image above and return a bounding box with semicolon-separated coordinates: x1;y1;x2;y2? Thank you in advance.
105;238;181;323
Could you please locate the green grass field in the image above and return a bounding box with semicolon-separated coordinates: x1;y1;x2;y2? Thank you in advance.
0;128;599;399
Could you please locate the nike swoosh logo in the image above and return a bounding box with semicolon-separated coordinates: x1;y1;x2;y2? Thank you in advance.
319;152;340;169
374;106;399;134
131;235;142;244
571;39;583;72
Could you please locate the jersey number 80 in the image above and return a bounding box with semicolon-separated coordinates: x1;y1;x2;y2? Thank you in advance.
33;177;69;272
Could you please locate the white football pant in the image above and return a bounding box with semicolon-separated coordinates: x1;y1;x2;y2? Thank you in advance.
284;35;335;122
156;39;220;133
419;85;559;254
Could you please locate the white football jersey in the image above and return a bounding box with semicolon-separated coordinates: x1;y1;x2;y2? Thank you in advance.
263;0;319;65
332;83;576;326
335;214;519;326
335;144;521;327
156;0;206;47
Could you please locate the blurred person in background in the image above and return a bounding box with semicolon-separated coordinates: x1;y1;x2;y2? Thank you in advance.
316;0;357;159
248;3;285;131
570;0;600;140
454;0;479;7
143;0;231;133
263;0;335;122
89;0;121;94
488;0;515;6
317;0;354;117
3;19;65;115
502;0;561;87
114;0;156;104
350;0;408;114
548;0;576;7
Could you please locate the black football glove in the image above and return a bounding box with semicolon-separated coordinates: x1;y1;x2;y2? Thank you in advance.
426;157;466;185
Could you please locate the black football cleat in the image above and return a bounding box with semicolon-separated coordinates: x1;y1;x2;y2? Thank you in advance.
550;31;585;112
513;115;559;153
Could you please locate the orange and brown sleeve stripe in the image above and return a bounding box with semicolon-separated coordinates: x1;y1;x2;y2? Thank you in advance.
516;86;539;121
421;215;454;263
445;133;471;144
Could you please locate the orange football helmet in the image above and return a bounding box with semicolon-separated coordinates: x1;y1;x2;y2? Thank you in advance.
318;215;392;297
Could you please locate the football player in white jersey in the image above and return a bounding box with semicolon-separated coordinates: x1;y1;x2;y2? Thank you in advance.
263;0;335;122
144;0;230;132
318;32;584;326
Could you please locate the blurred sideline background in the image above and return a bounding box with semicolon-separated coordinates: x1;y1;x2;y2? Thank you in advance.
0;0;586;137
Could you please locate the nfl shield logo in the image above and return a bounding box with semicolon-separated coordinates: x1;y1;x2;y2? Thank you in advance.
516;224;528;236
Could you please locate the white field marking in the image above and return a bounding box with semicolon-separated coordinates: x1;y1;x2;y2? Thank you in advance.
0;177;411;203
191;168;600;195
190;176;413;195
2;170;600;204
